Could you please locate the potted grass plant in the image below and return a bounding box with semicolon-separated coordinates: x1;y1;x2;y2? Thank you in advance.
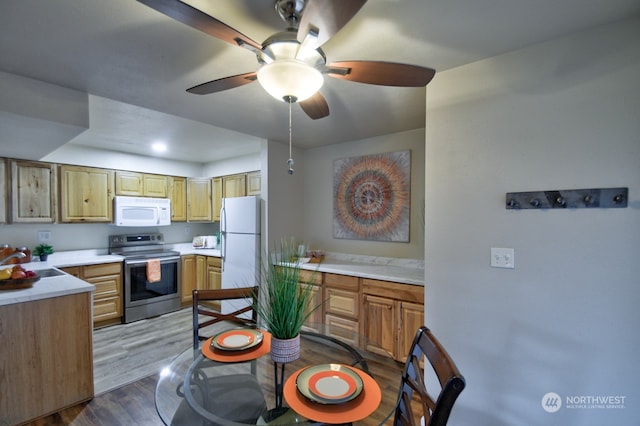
33;244;54;262
253;238;322;363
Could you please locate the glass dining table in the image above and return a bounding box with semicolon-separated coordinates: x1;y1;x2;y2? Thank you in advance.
155;324;403;425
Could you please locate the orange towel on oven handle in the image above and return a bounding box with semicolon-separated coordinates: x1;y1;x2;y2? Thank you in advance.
147;259;161;283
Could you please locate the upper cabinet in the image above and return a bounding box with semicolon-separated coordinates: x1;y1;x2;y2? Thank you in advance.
143;173;168;197
59;164;114;223
168;176;187;222
246;171;261;196
115;171;167;197
1;158;259;225
114;171;142;195
0;159;7;224
212;177;222;222
10;160;57;223
186;177;212;222
222;173;246;198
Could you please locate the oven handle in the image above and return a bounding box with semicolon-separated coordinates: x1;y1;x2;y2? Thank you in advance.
125;256;181;266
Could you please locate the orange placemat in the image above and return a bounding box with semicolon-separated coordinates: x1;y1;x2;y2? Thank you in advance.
283;365;382;424
202;330;271;362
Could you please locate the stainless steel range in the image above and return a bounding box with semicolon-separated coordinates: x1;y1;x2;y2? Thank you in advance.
109;233;181;323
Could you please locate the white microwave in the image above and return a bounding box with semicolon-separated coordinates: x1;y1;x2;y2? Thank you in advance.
114;196;171;227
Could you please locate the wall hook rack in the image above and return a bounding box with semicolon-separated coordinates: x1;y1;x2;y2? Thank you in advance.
506;187;628;210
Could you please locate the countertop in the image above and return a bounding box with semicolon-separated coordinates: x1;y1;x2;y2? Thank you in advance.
0;262;94;307
299;259;424;286
0;246;423;307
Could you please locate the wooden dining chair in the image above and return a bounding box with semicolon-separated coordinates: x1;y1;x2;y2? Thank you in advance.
186;286;266;424
392;326;466;426
192;286;259;350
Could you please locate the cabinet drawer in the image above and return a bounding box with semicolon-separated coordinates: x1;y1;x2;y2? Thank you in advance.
362;278;423;304
89;276;120;299
299;269;322;285
325;287;359;318
324;314;360;346
94;296;122;322
207;256;221;268
60;266;81;278
83;262;122;278
324;273;358;290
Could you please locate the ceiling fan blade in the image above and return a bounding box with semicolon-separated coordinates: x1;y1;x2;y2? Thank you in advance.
187;72;257;95
297;0;367;50
137;0;261;50
327;61;436;87
299;92;330;120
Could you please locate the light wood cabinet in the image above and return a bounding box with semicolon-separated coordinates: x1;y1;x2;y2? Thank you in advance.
398;300;424;359
324;273;360;343
143;173;168;197
169;176;187;222
115;170;143;195
115;171;168;197
0;292;93;425
187;177;213;222
206;257;222;310
10;159;57;223
0;158;8;223
222;173;246;198
182;255;223;308
181;255;196;304
59;164;114;222
61;262;123;327
212;177;222;221
362;278;424;361
246;171;261;196
300;269;323;333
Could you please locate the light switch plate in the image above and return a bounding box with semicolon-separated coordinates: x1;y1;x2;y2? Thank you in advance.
38;231;51;242
491;247;515;269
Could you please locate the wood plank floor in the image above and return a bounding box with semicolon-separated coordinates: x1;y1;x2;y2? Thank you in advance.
25;309;406;425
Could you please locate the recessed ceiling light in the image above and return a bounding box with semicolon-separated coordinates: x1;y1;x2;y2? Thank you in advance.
152;142;167;153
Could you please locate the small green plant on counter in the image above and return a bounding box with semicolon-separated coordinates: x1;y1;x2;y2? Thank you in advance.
33;244;54;256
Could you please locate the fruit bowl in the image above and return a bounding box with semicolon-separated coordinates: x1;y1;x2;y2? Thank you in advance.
0;273;41;290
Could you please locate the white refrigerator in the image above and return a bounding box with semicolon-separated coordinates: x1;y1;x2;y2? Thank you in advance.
220;195;261;316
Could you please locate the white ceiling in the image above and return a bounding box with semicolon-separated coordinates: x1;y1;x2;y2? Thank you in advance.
1;0;639;163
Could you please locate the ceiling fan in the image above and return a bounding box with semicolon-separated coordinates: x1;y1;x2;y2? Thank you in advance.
137;0;436;120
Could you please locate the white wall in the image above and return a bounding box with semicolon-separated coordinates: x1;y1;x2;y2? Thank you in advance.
425;16;640;426
203;153;261;177
300;129;425;259
43;145;203;177
263;139;306;252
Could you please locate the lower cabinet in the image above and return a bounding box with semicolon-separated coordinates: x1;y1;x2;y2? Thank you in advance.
181;255;196;304
323;273;360;345
206;257;222;310
362;278;424;362
300;269;323;333
60;262;123;328
0;292;93;425
181;255;221;309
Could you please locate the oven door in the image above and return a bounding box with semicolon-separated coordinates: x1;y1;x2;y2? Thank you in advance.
124;255;181;308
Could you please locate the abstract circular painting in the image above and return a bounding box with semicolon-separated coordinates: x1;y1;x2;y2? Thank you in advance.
333;150;410;242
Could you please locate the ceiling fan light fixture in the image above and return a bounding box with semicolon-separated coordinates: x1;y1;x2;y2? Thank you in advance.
257;59;323;102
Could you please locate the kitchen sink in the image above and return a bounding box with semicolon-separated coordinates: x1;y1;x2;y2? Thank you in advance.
37;268;66;278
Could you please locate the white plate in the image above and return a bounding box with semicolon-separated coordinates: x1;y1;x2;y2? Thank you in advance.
211;328;263;351
296;364;363;404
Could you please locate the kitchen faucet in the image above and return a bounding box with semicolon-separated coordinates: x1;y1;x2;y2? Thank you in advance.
0;252;26;265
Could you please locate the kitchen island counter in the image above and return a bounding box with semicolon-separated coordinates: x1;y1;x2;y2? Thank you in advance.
0;265;94;424
0;262;94;307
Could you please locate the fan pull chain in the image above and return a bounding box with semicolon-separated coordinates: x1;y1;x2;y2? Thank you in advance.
287;98;294;175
